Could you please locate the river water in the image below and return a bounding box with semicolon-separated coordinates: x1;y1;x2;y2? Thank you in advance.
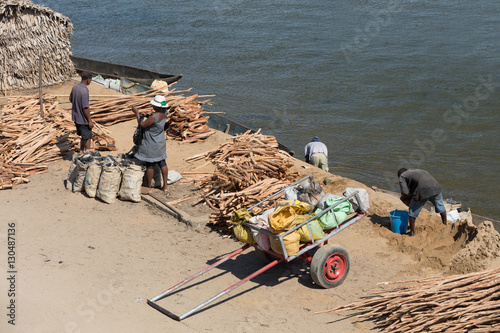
35;0;500;219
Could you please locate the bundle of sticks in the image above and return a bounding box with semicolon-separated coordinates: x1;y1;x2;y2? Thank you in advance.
186;130;297;233
0;94;116;189
207;178;291;233
318;267;500;333
0;162;47;189
165;93;216;143
90;89;215;143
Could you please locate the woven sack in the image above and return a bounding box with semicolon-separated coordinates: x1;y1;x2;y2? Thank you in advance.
118;164;145;202
269;206;296;233
270;230;300;257
96;165;122;204
295;215;325;242
84;162;103;198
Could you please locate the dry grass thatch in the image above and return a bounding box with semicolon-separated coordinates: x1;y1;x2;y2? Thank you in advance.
0;0;75;92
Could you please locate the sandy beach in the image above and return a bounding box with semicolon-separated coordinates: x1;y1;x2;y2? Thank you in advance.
1;80;499;332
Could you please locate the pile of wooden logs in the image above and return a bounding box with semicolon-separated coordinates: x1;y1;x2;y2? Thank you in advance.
0;87;215;190
90;89;215;143
319;267;500;332
0;162;47;190
186;130;297;233
165;93;216;143
0;94;116;189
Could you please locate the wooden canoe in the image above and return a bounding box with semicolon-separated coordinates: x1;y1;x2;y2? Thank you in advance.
70;55;183;86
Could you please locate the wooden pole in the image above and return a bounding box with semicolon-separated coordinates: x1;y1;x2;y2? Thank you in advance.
39;54;44;119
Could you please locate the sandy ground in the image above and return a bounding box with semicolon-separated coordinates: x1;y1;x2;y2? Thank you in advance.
1;80;499;332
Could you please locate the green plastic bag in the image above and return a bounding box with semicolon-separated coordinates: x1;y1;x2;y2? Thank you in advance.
314;197;352;230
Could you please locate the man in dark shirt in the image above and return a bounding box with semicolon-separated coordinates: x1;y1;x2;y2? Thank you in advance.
69;71;94;153
398;168;447;236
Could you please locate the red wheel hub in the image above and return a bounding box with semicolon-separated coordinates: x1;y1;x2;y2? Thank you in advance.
323;254;347;283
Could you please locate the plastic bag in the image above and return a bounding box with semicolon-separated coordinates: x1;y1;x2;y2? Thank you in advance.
247;215;270;250
144;167;182;188
133;114;145;145
317;193;341;210
314;197;352;230
343;187;370;212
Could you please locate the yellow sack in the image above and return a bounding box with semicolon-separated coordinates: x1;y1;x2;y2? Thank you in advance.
231;208;253;225
269;206;297;233
295;215;325;243
233;224;255;244
276;200;311;215
275;200;296;207
231;208;255;244
270;230;301;257
290;201;311;215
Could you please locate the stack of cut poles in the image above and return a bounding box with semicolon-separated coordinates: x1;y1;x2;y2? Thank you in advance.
186;130;297;233
318;267;500;333
90;89;215;143
0;87;215;190
165;93;216;143
0;94;116;189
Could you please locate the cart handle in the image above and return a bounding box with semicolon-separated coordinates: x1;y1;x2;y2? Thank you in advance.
147;244;283;321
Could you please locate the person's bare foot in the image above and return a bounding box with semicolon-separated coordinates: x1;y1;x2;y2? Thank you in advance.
407;230;415;237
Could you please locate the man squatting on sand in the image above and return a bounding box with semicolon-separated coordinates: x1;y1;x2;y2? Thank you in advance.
398;168;447;236
69;70;94;153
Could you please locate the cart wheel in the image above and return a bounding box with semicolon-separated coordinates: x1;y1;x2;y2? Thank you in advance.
310;245;350;289
254;248;276;264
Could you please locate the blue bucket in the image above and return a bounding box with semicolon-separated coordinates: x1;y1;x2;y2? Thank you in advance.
390;210;409;234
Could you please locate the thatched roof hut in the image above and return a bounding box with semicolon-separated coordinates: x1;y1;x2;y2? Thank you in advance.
0;0;75;92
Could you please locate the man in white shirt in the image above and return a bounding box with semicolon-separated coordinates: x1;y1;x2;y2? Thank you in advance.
304;136;329;172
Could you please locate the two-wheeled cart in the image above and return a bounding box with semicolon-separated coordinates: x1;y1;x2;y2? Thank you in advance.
147;175;368;321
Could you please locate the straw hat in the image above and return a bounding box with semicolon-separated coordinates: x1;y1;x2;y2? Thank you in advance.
150;95;168;108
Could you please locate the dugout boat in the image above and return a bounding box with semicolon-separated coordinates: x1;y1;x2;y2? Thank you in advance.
70;55;183;87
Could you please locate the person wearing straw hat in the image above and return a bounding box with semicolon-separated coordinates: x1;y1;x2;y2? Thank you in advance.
304;136;329;172
132;95;169;194
398;168;447;236
69;70;94;153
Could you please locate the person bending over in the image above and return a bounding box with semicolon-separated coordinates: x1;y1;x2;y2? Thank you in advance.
304;136;329;172
398;168;447;236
